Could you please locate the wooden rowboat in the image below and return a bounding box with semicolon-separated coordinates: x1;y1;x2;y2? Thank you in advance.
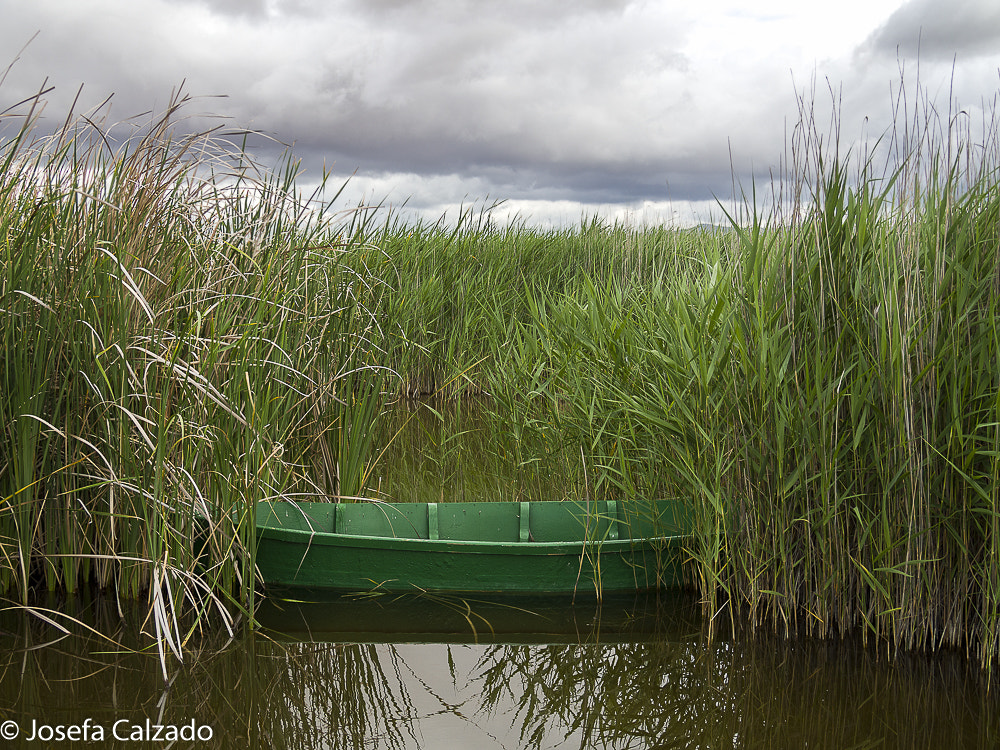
254;498;690;595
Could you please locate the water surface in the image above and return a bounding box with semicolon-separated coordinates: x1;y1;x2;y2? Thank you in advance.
1;591;996;749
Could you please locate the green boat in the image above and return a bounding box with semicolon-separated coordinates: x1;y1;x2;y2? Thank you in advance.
254;498;691;595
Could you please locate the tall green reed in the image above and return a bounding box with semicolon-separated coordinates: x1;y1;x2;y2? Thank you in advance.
492;82;1000;667
346;208;703;398
462;80;1000;667
0;87;389;671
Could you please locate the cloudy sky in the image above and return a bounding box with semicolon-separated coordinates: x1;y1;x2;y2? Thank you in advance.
2;0;999;226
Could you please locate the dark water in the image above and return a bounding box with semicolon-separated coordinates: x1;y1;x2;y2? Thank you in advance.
0;590;997;749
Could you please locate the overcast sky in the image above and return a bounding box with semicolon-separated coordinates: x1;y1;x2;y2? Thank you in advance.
2;0;999;227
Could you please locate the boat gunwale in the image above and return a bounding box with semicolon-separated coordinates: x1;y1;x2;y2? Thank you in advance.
257;522;691;556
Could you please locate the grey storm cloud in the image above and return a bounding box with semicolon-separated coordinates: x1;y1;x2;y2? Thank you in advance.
2;0;999;225
210;0;711;198
183;0;268;18
860;0;1000;61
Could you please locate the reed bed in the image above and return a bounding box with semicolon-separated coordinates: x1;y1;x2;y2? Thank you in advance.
5;75;1000;675
459;87;1000;669
346;209;705;398
0;88;389;672
339;82;1000;670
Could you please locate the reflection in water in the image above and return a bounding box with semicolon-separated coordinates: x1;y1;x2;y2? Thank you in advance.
472;639;996;749
0;592;997;749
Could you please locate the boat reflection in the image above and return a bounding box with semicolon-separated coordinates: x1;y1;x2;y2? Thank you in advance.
0;591;996;749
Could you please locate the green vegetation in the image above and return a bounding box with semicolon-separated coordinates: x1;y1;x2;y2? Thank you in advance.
3;80;999;672
0;89;388;673
347;87;1000;669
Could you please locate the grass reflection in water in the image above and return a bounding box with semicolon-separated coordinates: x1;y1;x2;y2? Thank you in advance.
1;592;997;749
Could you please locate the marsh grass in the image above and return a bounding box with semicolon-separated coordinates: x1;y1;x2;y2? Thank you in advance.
464;83;1000;666
345;209;703;398
0;87;390;672
350;80;1000;669
5;72;1000;674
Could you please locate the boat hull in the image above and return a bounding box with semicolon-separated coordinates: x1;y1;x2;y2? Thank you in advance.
255;499;690;595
